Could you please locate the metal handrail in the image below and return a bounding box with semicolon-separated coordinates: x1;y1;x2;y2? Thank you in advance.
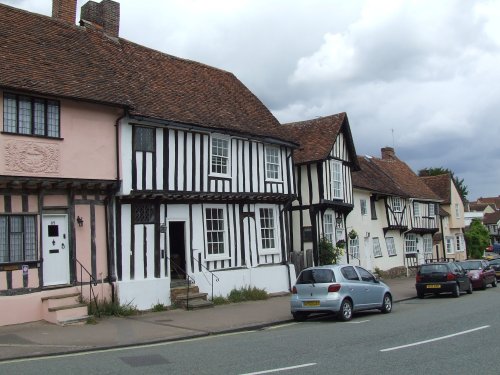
192;255;220;301
167;256;195;310
75;259;100;317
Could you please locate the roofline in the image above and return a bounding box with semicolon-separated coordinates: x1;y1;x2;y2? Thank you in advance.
0;85;129;109
129;115;299;148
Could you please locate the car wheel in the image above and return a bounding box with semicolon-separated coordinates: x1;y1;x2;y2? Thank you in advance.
338;299;353;321
380;293;392;314
292;312;309;322
452;283;460;298
492;279;497;288
466;281;473;294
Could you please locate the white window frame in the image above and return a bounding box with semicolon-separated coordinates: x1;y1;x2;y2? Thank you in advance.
455;234;465;252
204;205;228;260
360;199;367;216
392;197;402;212
331;160;343;199
256;205;279;255
445;236;454;254
413;202;420;217
323;213;334;244
429;203;435;217
349;237;359;259
372;237;383;258
405;234;417;254
265;146;281;181
210;135;231;177
385;237;397;256
423;235;433;255
455;203;460;219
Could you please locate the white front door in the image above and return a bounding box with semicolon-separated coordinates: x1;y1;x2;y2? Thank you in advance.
42;214;70;286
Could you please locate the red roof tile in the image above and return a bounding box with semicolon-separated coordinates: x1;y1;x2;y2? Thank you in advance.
420;174;452;204
0;4;294;143
282;113;359;167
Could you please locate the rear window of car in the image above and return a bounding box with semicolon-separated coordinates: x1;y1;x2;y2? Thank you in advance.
460;261;482;270
419;264;448;274
297;269;336;284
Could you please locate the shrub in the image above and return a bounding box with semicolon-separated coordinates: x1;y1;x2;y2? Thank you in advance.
319;237;344;265
212;287;268;304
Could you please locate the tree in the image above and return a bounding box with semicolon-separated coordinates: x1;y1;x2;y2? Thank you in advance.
318;237;344;265
418;167;469;202
464;219;490;259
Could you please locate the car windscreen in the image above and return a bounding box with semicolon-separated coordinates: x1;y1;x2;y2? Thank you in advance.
419;264;448;274
297;269;336;284
460;261;482;270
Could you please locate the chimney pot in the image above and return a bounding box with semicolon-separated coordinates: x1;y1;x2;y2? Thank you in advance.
52;0;77;24
381;147;395;160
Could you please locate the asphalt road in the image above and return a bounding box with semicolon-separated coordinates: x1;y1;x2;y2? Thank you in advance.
2;287;500;375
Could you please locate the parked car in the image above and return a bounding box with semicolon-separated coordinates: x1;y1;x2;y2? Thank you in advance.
459;259;497;290
290;264;392;322
486;243;500;254
415;262;472;298
489;258;500;279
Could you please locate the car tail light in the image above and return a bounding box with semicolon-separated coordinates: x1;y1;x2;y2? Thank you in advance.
446;272;456;281
328;284;341;293
292;286;297;294
416;274;422;282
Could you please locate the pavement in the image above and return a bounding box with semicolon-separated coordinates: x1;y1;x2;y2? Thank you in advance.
0;276;416;362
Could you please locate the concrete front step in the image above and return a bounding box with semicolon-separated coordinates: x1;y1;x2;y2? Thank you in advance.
41;292;81;309
171;285;199;301
42;292;89;325
178;299;214;310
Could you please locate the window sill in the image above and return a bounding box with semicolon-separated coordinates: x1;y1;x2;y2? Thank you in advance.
209;173;232;180
259;250;280;256
1;131;63;141
205;255;230;262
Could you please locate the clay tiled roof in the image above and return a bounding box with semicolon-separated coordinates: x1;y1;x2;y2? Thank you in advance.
282;113;359;167
420;174;452;204
0;4;294;144
477;196;500;210
467;202;495;212
352;156;408;197
353;149;441;201
483;211;500;225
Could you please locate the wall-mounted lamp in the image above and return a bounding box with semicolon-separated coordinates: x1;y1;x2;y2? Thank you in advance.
365;232;370;238
77;216;84;227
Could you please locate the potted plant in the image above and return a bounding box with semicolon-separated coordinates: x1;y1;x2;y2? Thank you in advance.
348;229;358;239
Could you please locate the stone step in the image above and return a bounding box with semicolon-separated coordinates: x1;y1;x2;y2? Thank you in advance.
182;299;214;310
174;292;208;302
41;292;80;309
171;285;199;301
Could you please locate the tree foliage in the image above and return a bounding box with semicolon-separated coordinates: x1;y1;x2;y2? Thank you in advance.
418;167;469;202
318;237;344;265
464;219;490;259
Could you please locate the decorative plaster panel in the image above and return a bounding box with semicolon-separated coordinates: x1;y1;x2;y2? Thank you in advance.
5;140;59;174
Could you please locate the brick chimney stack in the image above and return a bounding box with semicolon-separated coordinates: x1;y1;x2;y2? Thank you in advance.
81;0;120;38
52;0;77;24
381;147;395;160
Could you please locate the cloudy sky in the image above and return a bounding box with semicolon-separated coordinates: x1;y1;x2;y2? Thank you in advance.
3;0;500;200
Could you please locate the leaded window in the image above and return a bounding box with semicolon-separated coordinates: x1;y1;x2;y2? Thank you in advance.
134;126;155;152
360;199;367;215
0;215;37;264
265;146;281;180
386;237;397;256
392;197;402;212
372;237;383;257
3;93;60;138
134;204;155;224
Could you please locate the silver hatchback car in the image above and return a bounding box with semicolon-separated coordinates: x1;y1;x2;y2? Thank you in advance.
290;264;393;321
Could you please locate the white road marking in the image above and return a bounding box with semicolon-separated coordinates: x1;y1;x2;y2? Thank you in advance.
240;363;317;374
380;325;490;352
347;320;370;324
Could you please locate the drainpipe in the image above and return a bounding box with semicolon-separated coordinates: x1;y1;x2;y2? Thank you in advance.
107;109;126;303
280;197;295;291
439;214;446;262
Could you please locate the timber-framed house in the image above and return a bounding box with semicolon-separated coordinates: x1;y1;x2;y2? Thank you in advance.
283;113;359;270
348;147;442;272
0;0;298;322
